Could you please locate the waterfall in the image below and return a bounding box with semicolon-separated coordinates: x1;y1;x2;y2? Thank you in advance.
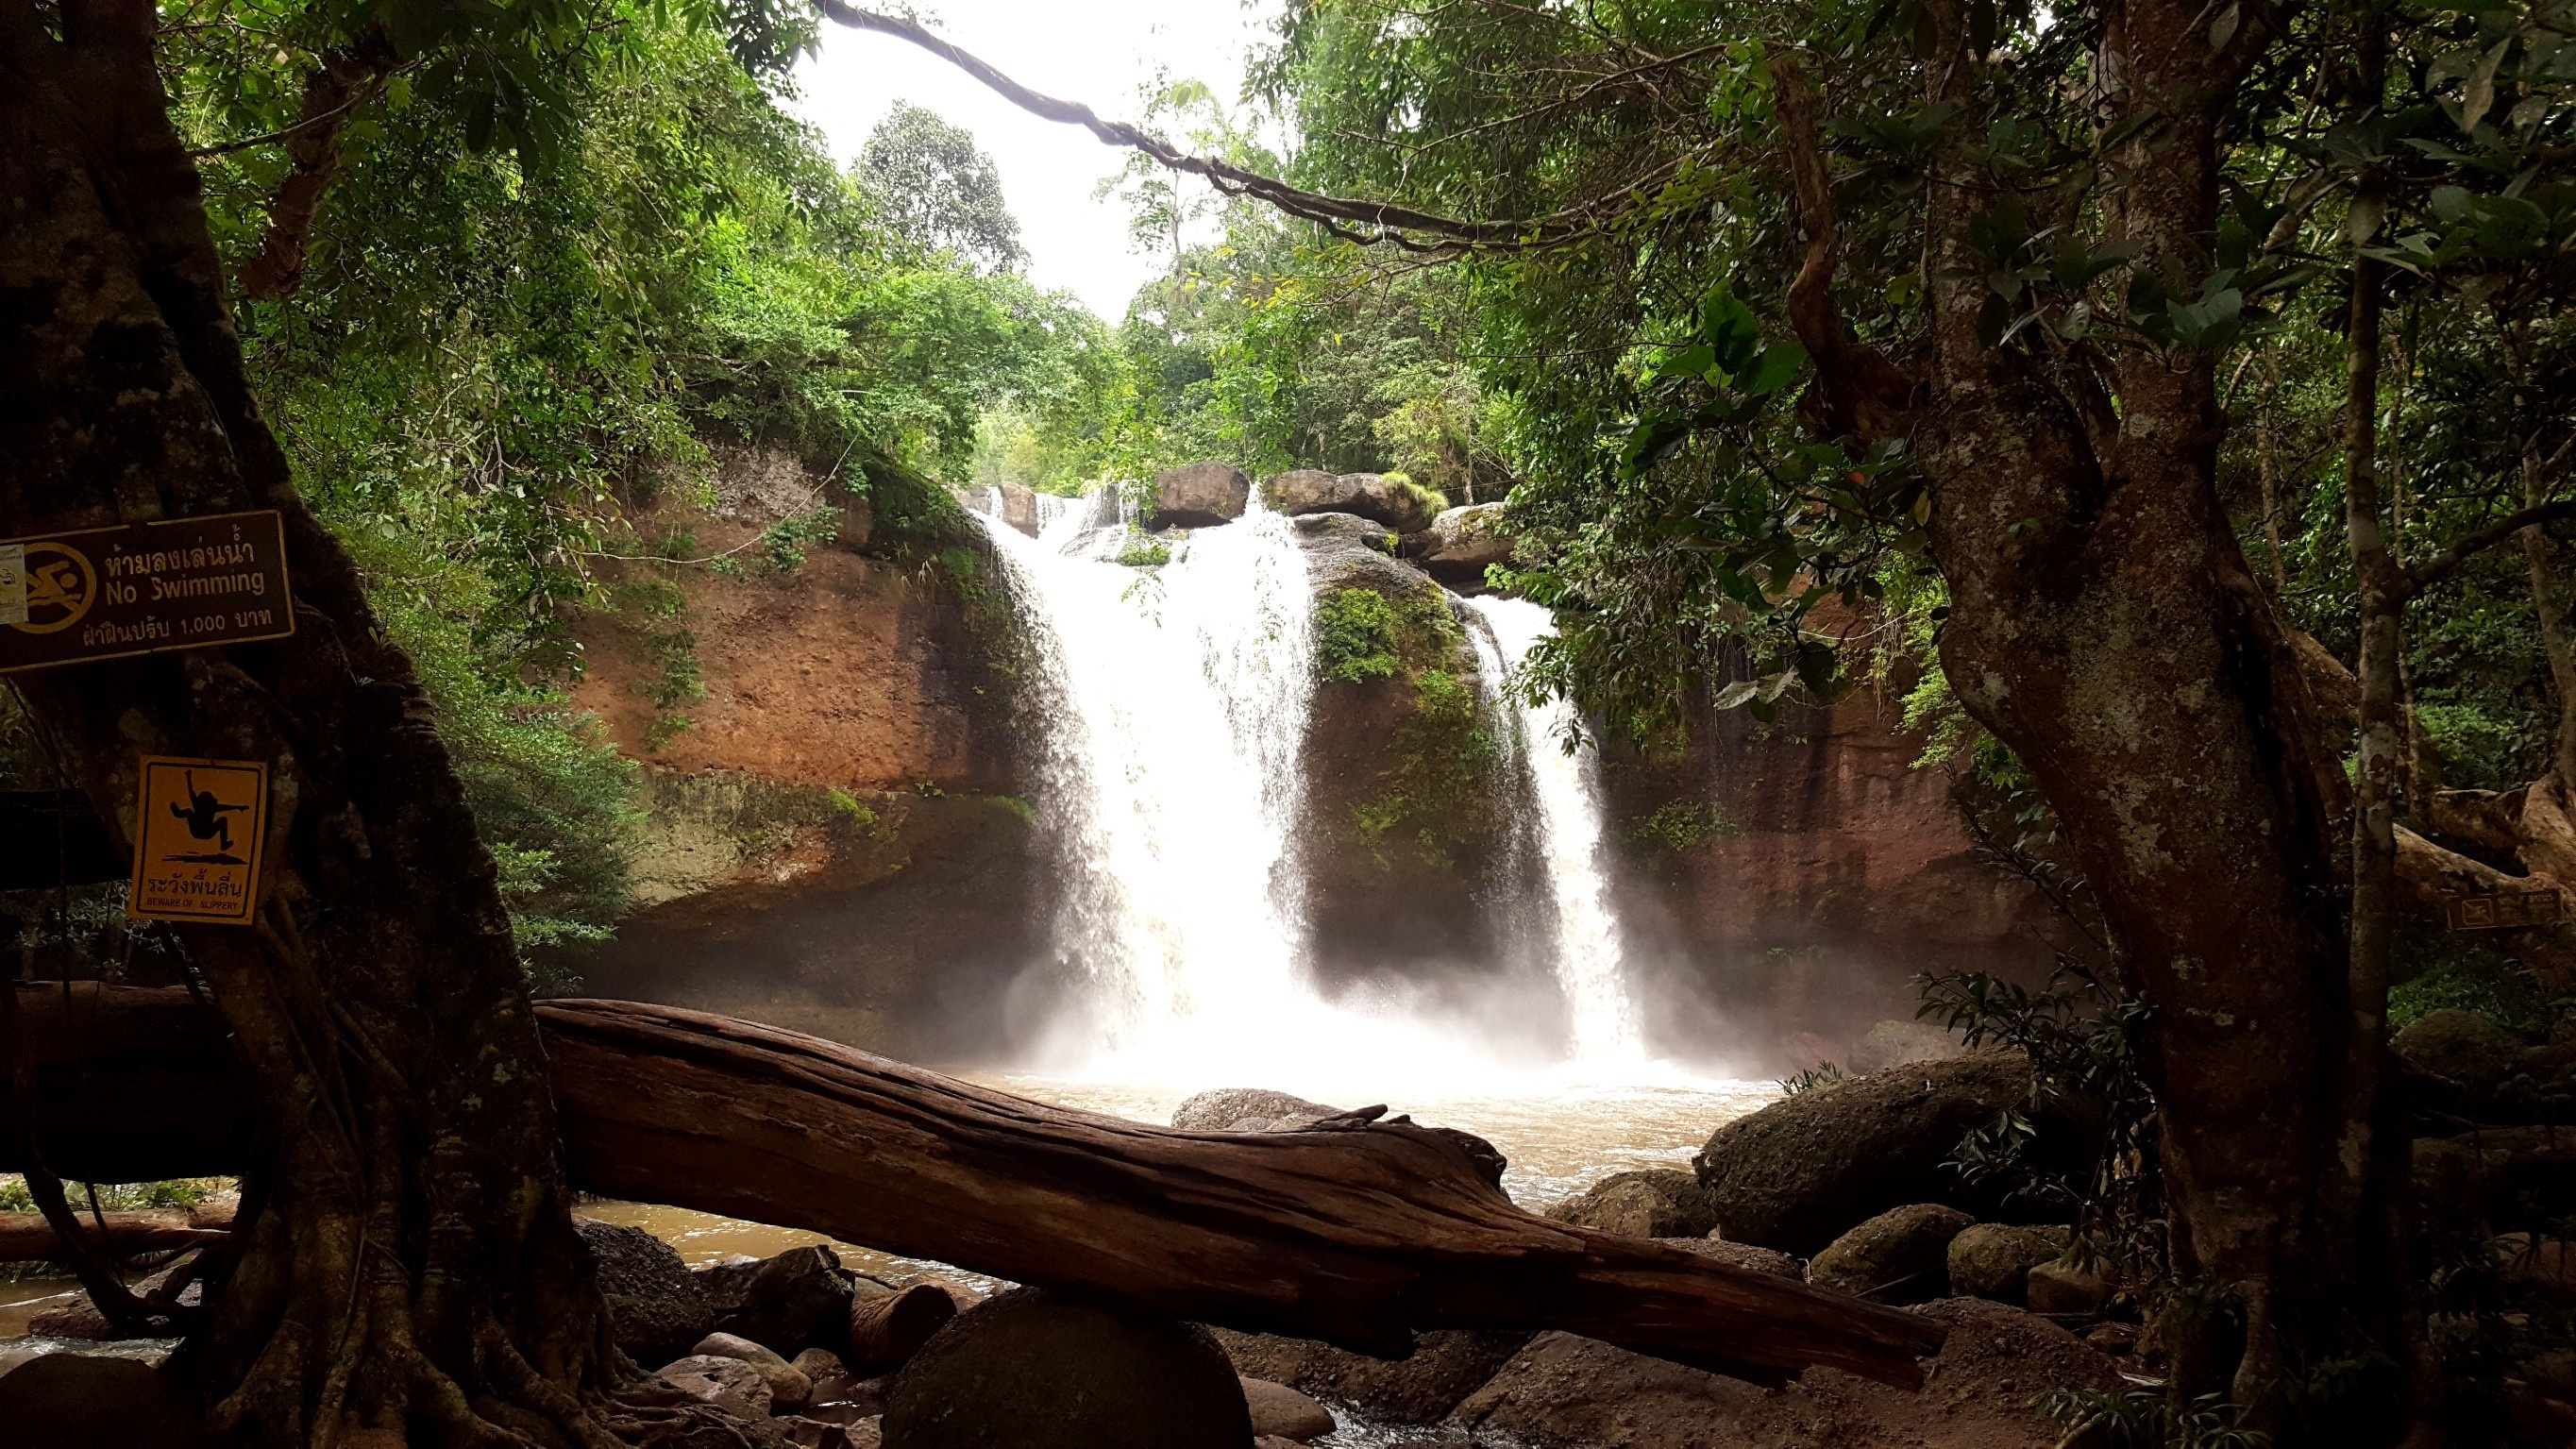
967;487;1655;1088
1461;597;1642;1061
971;493;1319;1063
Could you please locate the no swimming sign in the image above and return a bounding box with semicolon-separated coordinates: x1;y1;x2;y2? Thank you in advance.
0;510;294;674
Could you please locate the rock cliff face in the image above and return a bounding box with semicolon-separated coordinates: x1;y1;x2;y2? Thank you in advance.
1288;514;1533;1000
564;448;1044;1061
1597;680;2065;1071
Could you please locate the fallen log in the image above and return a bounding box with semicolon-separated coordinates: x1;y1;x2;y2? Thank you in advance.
4;986;1945;1387
0;1208;228;1262
542;1000;1942;1387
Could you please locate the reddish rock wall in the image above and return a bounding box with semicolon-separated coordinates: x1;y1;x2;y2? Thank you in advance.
558;462;1045;1064
1600;682;2066;1075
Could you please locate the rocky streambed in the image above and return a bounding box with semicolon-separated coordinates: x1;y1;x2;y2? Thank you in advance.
2;1050;2148;1448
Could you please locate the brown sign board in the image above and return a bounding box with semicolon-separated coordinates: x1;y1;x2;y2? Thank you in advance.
0;510;293;674
2448;887;2568;932
129;756;269;924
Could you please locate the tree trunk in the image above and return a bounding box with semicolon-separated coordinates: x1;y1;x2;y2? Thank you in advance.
0;7;691;1445
1907;0;2355;1424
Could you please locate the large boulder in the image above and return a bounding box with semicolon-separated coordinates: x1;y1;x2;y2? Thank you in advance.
1447;1300;2120;1449
1210;1327;1533;1425
0;1352;208;1448
1261;470;1347;515
994;483;1042;538
1544;1170;1717;1239
884;1289;1253;1448
696;1331;816;1411
1263;472;1442;532
1692;1051;2040;1255
1945;1223;2070;1304
578;1217;715;1367
1148;463;1251;530
700;1245;863;1358
1808;1204;1975;1302
1239;1376;1336;1441
1658;1237;1805;1280
1408;504;1513;587
1170;1087;1343;1132
663;1354;775;1419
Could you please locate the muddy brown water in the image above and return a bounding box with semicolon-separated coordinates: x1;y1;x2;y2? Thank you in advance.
3;1077;1776;1339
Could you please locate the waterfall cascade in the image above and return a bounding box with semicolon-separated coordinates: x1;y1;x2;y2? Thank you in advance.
968;491;1659;1091
1464;597;1642;1062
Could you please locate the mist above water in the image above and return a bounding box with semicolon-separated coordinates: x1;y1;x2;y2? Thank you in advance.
968;494;1715;1102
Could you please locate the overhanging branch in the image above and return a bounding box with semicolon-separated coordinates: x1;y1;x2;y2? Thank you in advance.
812;3;1586;254
2404;497;2576;598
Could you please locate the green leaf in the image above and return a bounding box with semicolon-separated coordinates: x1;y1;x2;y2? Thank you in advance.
1741;343;1809;396
2463;36;2512;133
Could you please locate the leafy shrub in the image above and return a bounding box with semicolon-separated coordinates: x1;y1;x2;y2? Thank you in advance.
1630;800;1733;851
1118;535;1172;568
1317;588;1405;682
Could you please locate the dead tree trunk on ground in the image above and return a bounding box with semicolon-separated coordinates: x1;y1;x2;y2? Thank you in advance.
2;986;1948;1390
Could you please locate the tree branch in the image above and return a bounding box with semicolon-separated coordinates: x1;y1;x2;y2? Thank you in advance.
234;31;397;300
813;3;1588;254
1769;56;1919;440
2403;497;2576;598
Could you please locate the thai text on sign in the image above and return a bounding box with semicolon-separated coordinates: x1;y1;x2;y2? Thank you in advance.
2447;887;2567;932
129;756;269;924
0;510;294;673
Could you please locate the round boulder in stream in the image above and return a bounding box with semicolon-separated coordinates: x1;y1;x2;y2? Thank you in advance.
884;1289;1253;1448
1692;1050;2052;1255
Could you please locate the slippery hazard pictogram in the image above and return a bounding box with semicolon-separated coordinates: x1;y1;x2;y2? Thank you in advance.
129;755;268;923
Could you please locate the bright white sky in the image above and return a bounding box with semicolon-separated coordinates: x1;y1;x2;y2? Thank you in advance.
789;3;1284;320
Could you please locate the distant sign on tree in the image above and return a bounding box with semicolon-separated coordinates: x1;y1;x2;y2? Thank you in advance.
2448;887;2568;932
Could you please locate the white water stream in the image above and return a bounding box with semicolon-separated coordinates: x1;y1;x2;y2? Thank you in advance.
969;493;1679;1099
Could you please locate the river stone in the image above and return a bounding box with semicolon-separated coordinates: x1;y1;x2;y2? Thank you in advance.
0;1352;207;1448
2393;1009;2524;1094
664;1354;774;1419
1659;1237;1805;1280
884;1289;1253;1448
1809;1204;1975;1301
1289;511;1399;556
1409;503;1512;587
697;1331;815;1410
1692;1051;2036;1255
1210;1326;1533;1425
1945;1223;2071;1304
578;1217;715;1367
1170;1087;1343;1131
1446;1330;1768;1447
1262;469;1349;514
1544;1170;1716;1238
2026;1259;2113;1316
1149;463;1251;529
1241;1376;1336;1441
701;1245;860;1357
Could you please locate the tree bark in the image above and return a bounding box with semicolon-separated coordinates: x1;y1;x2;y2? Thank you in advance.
1;986;1951;1390
1901;0;2349;1422
0;8;697;1445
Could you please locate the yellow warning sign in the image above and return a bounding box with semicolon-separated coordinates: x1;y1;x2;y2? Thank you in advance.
128;756;268;924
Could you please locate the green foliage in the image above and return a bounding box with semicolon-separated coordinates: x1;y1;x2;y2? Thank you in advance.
1629;800;1734;852
859;101;1027;275
1317;587;1405;682
2032;1388;2270;1449
1777;1062;1845;1096
1118;535;1173;569
0;1175;230;1214
828;788;878;826
2390;935;2547;1033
